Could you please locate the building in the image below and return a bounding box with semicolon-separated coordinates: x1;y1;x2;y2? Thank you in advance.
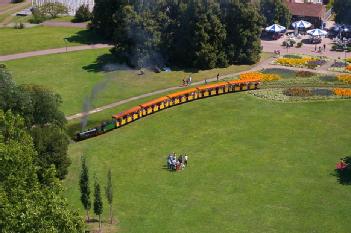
32;0;94;15
284;0;326;28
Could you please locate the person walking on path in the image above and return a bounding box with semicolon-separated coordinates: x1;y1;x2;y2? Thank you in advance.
216;73;219;82
323;44;326;52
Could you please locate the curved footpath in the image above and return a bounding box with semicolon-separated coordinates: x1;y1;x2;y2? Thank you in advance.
66;58;344;121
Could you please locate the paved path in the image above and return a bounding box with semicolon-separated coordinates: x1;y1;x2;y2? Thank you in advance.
261;39;350;60
66;55;346;121
0;44;113;61
42;21;88;29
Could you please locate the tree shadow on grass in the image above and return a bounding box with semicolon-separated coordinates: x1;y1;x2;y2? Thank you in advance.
65;29;109;45
334;169;351;185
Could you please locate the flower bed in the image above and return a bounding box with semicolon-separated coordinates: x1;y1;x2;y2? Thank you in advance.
337;74;351;84
333;88;351;97
275;55;327;69
283;87;312;97
296;71;315;77
239;72;280;82
276;57;313;67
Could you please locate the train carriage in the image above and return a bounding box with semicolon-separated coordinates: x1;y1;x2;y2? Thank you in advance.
140;96;170;116
112;106;142;127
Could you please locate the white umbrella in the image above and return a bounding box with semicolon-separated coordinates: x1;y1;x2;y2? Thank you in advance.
265;24;286;33
292;20;312;29
307;29;327;36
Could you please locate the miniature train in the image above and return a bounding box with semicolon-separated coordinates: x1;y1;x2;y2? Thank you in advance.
75;79;261;141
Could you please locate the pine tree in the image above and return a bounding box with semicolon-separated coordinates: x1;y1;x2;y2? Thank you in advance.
79;155;91;222
94;178;104;230
105;169;113;224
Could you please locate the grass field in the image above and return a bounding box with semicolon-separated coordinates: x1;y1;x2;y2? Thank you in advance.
5;49;272;115
0;26;101;55
64;93;351;233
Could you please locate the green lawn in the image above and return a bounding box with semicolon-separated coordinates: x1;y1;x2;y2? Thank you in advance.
5;49;272;115
64;93;351;233
0;26;101;55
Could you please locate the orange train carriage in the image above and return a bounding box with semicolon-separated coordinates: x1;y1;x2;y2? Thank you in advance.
76;79;260;141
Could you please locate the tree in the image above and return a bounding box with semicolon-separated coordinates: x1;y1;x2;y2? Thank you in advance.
260;0;291;28
74;4;93;22
0;110;84;233
223;1;263;64
0;70;69;180
39;2;68;18
31;125;71;180
94;178;103;230
334;0;351;25
91;0;126;39
105;169;113;224
79;155;91;222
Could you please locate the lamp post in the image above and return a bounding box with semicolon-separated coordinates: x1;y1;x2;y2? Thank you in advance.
343;39;348;67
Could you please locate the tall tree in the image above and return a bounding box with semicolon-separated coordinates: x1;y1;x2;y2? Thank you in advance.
223;1;263;64
260;0;291;27
79;155;91;222
0;67;70;180
334;0;351;25
94;178;103;230
105;169;113;224
0;110;84;233
91;0;127;39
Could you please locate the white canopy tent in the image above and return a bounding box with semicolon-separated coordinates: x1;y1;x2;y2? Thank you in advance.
292;20;312;29
265;24;286;33
307;29;327;36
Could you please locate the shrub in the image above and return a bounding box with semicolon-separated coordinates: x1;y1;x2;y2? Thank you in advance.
29;7;47;24
346;58;351;63
319;75;337;82
311;88;334;96
74;5;92;22
296;71;315;77
0;64;6;69
39;2;68;18
11;0;25;2
296;42;303;48
283;87;312;97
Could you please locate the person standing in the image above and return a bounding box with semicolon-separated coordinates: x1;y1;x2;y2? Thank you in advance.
184;154;188;166
189;76;192;85
216;73;219;82
323;44;326;52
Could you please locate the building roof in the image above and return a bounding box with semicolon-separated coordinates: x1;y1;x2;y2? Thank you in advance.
284;1;326;18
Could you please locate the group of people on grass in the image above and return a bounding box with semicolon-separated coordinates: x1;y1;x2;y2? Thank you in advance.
167;152;188;171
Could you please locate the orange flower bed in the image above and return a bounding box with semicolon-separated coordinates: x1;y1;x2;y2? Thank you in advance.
239;72;280;82
276;57;313;67
337;74;351;84
346;65;351;71
333;88;351;97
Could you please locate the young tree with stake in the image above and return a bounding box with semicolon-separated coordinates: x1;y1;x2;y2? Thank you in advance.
105;169;113;224
94;178;103;230
79;155;91;222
